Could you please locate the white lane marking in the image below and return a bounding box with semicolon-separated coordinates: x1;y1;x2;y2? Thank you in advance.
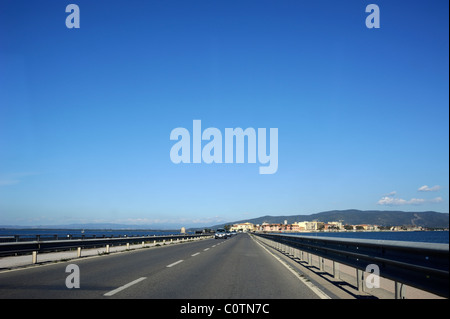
166;259;184;268
191;252;200;256
212;245;216;247
203;248;210;251
104;277;147;296
251;236;331;299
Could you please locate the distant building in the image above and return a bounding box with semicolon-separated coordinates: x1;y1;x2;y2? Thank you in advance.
355;224;379;231
324;221;343;231
293;221;324;231
260;223;282;232
253;219;383;233
230;222;255;232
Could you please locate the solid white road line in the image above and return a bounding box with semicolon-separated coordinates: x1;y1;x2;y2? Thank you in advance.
104;277;147;296
166;259;184;268
251;236;331;299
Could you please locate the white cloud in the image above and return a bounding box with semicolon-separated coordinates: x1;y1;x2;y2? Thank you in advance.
418;185;441;192
430;197;443;203
377;196;406;205
383;191;397;197
377;196;443;206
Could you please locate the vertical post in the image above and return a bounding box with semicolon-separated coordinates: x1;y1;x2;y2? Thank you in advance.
77;247;82;258
32;251;37;264
126;243;130;250
356;269;365;292
395;282;406;299
106;244;110;253
333;261;340;279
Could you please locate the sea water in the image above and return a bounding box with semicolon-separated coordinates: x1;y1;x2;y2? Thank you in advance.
290;231;449;244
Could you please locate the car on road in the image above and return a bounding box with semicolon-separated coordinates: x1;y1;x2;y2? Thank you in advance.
215;228;228;239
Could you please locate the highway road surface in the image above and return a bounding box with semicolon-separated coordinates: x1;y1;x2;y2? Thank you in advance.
0;233;330;299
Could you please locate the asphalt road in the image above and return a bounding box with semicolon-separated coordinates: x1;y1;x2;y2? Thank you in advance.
0;233;325;299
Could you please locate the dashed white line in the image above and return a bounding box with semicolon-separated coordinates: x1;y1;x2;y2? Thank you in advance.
166;259;184;268
191;252;200;256
104;277;147;296
203;248;210;251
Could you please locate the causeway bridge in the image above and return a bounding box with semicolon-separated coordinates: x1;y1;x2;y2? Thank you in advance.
0;232;448;300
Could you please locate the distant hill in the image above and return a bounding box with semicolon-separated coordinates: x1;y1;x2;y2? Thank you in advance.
211;210;449;229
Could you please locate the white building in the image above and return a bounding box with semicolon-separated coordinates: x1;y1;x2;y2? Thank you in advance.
230;222;255;232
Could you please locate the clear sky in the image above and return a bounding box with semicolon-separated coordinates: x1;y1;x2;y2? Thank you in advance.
0;0;448;227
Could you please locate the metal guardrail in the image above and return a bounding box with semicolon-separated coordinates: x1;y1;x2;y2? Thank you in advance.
253;233;449;298
0;234;212;258
0;233;176;243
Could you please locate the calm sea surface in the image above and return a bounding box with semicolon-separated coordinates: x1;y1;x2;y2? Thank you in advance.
289;231;449;244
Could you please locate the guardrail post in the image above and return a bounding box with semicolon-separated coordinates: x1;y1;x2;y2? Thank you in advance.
32;251;37;264
356;269;365;292
332;261;340;279
395;282;406;299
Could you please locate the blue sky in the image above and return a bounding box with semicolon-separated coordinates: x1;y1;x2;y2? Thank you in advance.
0;0;448;227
